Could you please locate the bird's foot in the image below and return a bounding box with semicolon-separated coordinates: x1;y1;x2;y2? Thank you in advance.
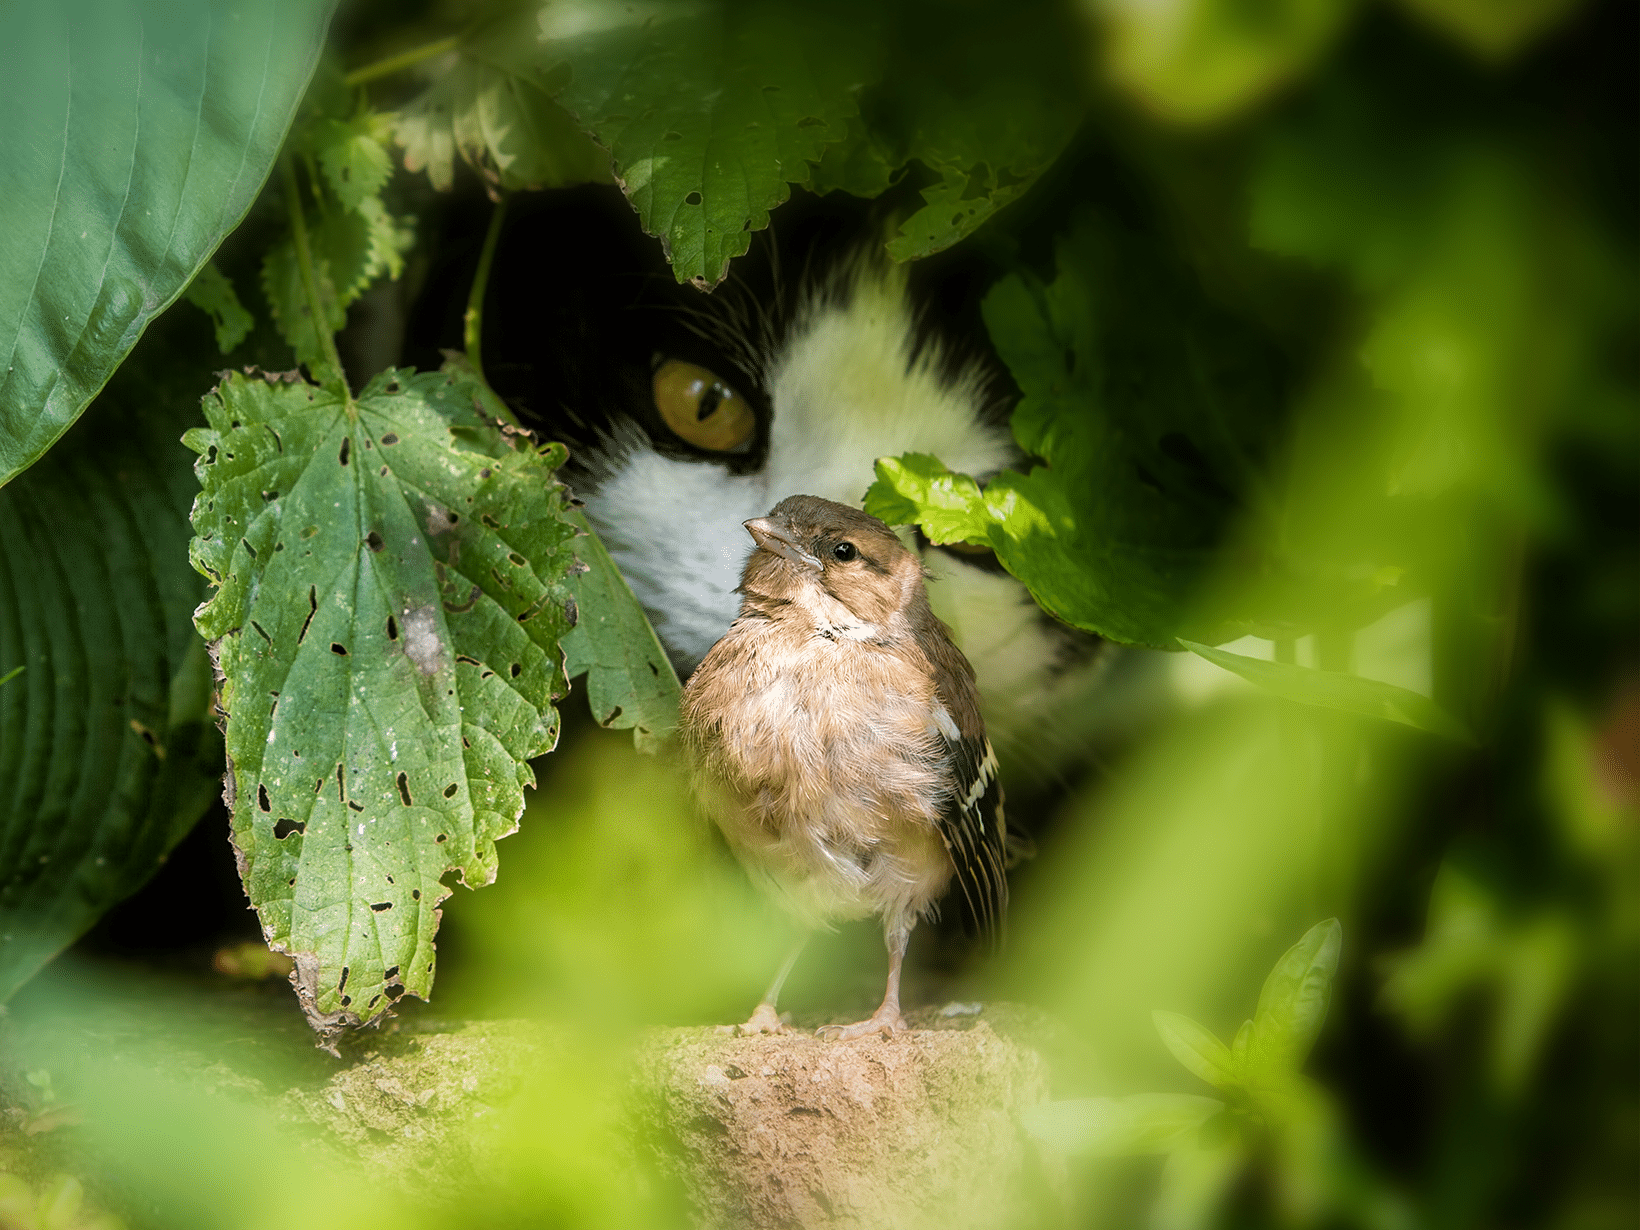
733;1002;791;1036
815;1007;907;1042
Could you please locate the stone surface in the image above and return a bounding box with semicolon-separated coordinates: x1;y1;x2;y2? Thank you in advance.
634;1004;1062;1230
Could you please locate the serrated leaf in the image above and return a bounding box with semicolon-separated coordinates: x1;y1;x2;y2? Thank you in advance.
313;197;413;301
0;319;225;1002
866;213;1284;647
260;238;346;372
0;0;334;486
182;264;255;355
1024;1094;1225;1157
545;0;875;287
808;115;898;199
559;511;681;752
1153;1010;1242;1092
1247;919;1343;1079
308;113;395;213
1178;640;1476;743
396;51;611;195
187;365;578;1041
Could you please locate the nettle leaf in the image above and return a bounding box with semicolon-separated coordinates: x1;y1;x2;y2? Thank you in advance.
1153;1010;1241;1092
181;264;255;355
307;113;396;212
559;511;682;752
1248;919;1343;1079
0;321;225;1002
262;113;413;371
394;32;612;195
867;214;1283;647
0;0;333;486
544;0;876;288
187;366;578;1042
1024;1094;1225;1157
1179;639;1476;743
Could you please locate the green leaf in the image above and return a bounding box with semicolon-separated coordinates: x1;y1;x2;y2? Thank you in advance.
1097;0;1357;125
1178;640;1476;743
394;39;612;194
545;0;875;287
866;214;1283;647
187;365;579;1042
1247;919;1343;1078
0;0;334;486
1154;1136;1247;1230
260;236;346;373
559;511;682;753
1153;1011;1242;1092
0;319;225;1003
1392;0;1582;61
307;112;396;213
182;264;255;355
1023;1094;1225;1157
871;0;1083;262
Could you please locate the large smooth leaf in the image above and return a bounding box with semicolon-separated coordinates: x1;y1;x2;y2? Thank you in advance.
1153;1010;1241;1092
1179;640;1475;743
867;213;1283;647
0;0;334;486
559;511;681;752
0;322;225;1002
187;366;578;1043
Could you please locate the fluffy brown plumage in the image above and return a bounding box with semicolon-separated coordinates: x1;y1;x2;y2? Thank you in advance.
681;495;1007;1039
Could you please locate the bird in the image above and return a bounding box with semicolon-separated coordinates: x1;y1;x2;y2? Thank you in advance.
439;185;1113;789
680;495;1007;1039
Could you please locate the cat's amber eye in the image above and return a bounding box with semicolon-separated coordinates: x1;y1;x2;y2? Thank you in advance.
652;359;755;453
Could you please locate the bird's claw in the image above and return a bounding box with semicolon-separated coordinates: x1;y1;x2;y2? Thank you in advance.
815;1010;907;1042
734;1002;791;1035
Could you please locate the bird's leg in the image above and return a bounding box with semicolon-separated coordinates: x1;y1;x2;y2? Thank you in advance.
817;922;912;1041
737;934;808;1035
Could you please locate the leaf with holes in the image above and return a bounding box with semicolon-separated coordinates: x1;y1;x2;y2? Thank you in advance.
0;0;333;486
560;510;681;752
187;365;578;1044
0;316;225;1003
544;0;876;288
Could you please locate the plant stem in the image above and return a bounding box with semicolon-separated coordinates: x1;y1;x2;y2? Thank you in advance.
343;35;461;87
464;194;508;385
281;157;346;391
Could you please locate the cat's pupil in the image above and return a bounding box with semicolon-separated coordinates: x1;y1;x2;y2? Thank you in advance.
696;384;725;421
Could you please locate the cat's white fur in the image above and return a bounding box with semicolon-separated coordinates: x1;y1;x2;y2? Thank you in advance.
581;262;1100;767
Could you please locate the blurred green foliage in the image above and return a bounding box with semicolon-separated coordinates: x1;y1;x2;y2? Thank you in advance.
0;0;1634;1228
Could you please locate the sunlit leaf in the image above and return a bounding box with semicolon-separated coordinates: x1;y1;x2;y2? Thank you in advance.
1092;0;1357;125
1153;1010;1241;1091
1393;0;1583;61
0;321;225;1003
867;214;1282;647
559;512;682;752
187;365;578;1041
0;0;334;486
394;25;612;195
1023;1093;1224;1156
306;112;396;213
1247;919;1343;1078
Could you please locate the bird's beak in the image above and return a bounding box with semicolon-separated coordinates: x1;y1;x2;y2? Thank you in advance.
744;518;822;572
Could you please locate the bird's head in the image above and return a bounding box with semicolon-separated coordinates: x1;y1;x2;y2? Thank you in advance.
739;495;926;632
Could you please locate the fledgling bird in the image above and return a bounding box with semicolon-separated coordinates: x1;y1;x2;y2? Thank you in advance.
681;495;1007;1040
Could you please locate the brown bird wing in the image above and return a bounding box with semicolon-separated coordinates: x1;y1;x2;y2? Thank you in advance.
936;731;1009;943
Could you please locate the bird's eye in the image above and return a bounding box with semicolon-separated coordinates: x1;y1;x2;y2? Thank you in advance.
652;359;755;453
832;542;857;562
